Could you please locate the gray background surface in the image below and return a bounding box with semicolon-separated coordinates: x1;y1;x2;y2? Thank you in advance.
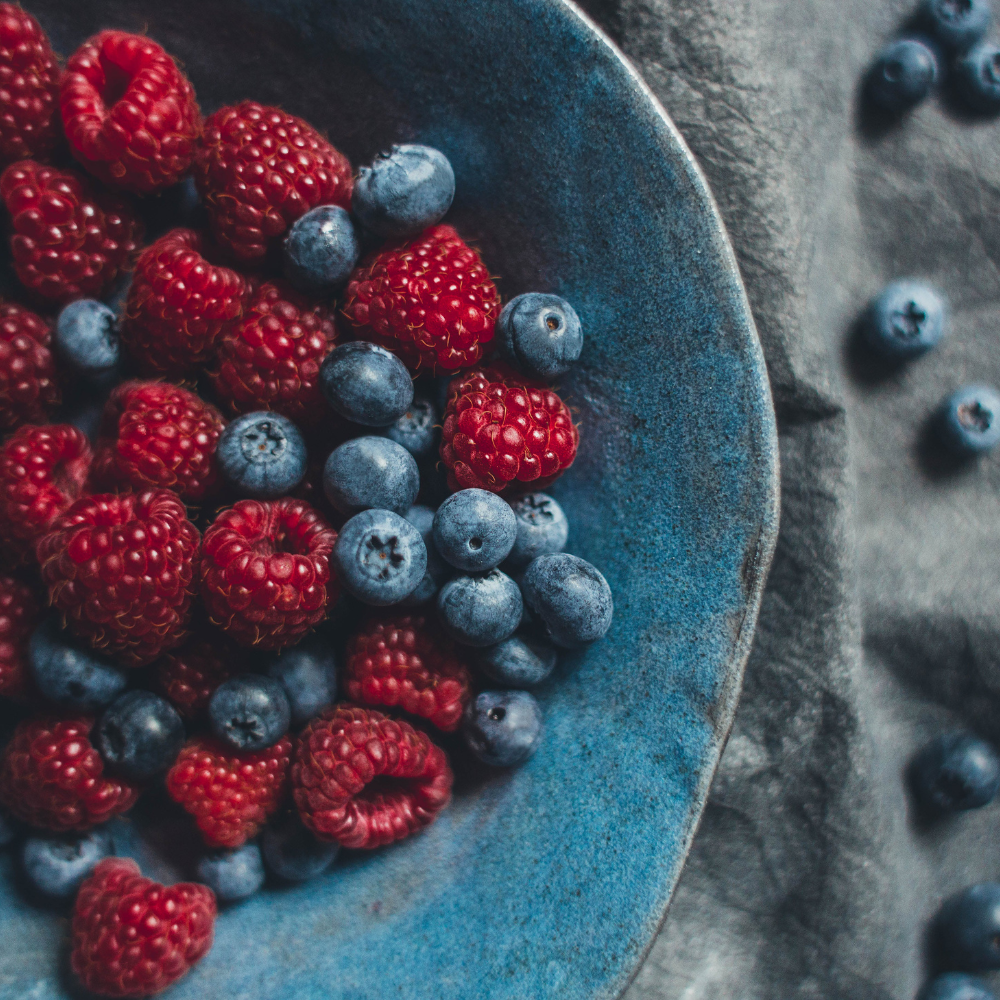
571;0;1000;996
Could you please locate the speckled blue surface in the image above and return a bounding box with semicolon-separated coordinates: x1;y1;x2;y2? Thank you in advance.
0;1;779;998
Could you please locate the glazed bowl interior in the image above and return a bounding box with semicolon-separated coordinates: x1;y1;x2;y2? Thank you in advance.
0;2;779;998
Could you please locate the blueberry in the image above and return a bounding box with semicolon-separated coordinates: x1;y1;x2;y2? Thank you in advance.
865;280;945;358
437;569;522;647
29;618;127;712
400;504;449;606
924;0;991;50
266;635;337;726
478;634;558;687
957;42;1000;112
96;691;185;781
497;293;584;379
320;342;414;427
433;489;517;572
922;973;997;1000
939;385;1000;454
911;732;1000;813
462;690;542;767
323;436;419;515
332;508;428;606
521;553;613;648
55;299;121;383
0;809;15;848
505;492;569;570
209;675;291;752
352;144;456;239
283;204;360;293
196;843;265;902
936;883;1000;970
22;828;111;897
67;400;105;443
383;397;438;457
867;39;939;112
216;411;307;499
261;813;338;881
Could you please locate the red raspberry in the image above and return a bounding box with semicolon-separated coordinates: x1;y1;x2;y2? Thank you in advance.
91;381;226;503
0;300;58;430
342;224;501;374
441;363;579;494
292;705;453;849
0;422;91;566
200;498;337;650
156;632;235;719
345;615;473;732
37;490;199;667
0;4;59;167
60;31;201;195
166;735;292;848
121;228;248;377
0;159;143;303
0;574;38;698
0;715;139;830
209;279;338;427
194;100;352;262
71;857;216;998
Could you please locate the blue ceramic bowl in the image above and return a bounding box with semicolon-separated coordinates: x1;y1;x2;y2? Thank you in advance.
0;2;778;998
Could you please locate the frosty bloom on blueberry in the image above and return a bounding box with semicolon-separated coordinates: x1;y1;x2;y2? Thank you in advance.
384;396;439;457
197;843;266;903
867;39;938;113
957;42;1000;113
497;292;584;380
28;616;127;712
323;435;420;516
55;299;121;384
438;568;524;647
320;340;414;427
938;385;1000;454
216;411;308;500
864;279;945;359
96;690;185;781
332;508;428;606
283;204;360;293
22;827;111;898
352;144;456;239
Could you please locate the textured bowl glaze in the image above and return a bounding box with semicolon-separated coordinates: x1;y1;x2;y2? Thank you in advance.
0;2;779;998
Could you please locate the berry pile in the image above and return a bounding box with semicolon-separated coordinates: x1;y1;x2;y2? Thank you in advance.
0;10;614;998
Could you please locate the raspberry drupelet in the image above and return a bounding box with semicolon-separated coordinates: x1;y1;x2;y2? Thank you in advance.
345;614;473;732
71;857;216;998
0;574;38;698
166;735;292;848
194;100;353;262
0;715;139;830
0;159;143;303
156;632;236;719
0;422;91;566
0;3;60;167
292;705;453;849
342;224;501;374
37;489;200;667
0;300;59;430
440;363;579;494
199;498;337;650
210;279;338;428
121;228;248;377
91;381;226;503
60;31;202;194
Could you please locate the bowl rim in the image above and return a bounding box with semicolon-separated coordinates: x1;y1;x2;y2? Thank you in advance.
550;1;781;993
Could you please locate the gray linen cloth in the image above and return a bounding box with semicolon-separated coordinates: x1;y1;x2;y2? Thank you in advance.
572;0;1000;996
